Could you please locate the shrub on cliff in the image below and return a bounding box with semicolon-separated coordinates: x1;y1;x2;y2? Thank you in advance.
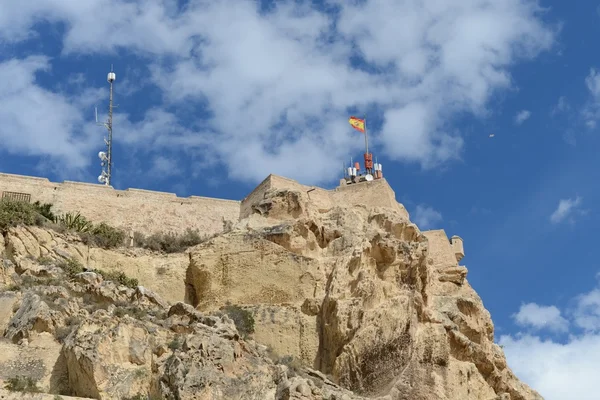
55;211;93;232
80;222;126;249
32;200;56;222
57;258;85;277
0;198;45;232
96;268;138;289
220;304;255;338
4;376;40;393
134;228;205;253
57;257;138;288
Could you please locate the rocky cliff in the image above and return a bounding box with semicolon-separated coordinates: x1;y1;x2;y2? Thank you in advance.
0;186;541;400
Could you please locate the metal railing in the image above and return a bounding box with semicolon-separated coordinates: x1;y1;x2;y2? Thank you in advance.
1;191;31;203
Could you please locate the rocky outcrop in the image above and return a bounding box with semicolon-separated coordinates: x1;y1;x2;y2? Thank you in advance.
0;247;370;399
0;184;541;399
0;226;188;304
184;188;542;400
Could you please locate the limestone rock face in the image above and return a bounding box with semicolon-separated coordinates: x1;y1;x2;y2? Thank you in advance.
1;225;188;304
0;182;541;400
185;188;542;400
63;316;153;399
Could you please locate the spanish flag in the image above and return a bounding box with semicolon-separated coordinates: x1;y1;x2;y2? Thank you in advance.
349;116;365;133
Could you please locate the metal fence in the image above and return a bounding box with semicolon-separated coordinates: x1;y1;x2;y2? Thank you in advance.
1;191;31;203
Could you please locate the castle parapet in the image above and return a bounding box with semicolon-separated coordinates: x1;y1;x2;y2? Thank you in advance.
451;235;464;262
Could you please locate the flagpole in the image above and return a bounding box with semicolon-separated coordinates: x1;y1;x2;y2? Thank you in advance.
364;114;368;155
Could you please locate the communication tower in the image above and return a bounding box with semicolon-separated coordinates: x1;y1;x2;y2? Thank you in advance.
96;66;116;186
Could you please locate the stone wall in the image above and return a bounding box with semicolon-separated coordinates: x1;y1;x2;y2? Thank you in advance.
0;171;411;237
0;173;240;236
238;175;274;220
239;174;408;219
422;229;464;268
331;179;409;218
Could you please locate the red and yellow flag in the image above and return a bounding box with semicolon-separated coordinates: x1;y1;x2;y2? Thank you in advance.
349;116;365;133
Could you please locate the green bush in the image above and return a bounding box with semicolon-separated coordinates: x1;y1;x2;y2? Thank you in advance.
57;258;85;277
32;201;56;222
0;198;43;232
134;228;206;253
96;269;138;289
221;304;255;338
55;212;93;232
55;257;138;289
4;376;40;392
168;336;182;350
37;255;54;265
81;222;125;249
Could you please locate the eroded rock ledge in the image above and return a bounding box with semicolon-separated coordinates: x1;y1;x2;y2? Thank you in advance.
0;187;541;399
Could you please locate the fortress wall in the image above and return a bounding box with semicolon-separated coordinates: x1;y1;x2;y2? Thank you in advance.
0;173;59;205
1;172;411;238
0;173;240;236
240;175;334;219
239;175;274;219
240;175;409;219
422;230;459;268
268;175;333;211
332;179;409;218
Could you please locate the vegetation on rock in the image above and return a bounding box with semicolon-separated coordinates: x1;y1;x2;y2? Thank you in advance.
80;222;126;249
220;304;255;338
55;257;139;288
54;211;93;232
0;187;543;400
133;228;211;253
4;376;40;393
32;200;56;222
0;198;45;232
0;199;212;253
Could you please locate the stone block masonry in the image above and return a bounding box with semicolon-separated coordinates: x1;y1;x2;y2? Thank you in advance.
1;171;417;239
0;172;240;236
239;174;410;220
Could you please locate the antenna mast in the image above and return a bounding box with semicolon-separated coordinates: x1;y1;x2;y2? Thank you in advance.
97;65;116;186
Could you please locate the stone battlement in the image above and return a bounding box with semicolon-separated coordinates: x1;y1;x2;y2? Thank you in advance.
240;174;408;219
0;172;407;237
0;172;240;236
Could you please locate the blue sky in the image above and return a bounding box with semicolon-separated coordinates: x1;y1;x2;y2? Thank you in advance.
1;1;600;397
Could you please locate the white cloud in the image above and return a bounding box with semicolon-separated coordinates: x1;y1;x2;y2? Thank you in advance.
585;68;600;98
572;281;600;332
0;0;557;184
500;274;600;400
549;196;583;224
512;303;569;332
501;333;600;400
0;56;98;171
412;205;443;229
583;68;600;128
515;109;531;124
551;96;569;116
149;156;180;178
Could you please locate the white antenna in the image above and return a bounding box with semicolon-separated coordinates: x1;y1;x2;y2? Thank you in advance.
96;65;116;186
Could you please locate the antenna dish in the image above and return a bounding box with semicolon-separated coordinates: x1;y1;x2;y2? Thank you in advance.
98;151;107;160
107;72;116;83
365;174;374;181
98;175;106;183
